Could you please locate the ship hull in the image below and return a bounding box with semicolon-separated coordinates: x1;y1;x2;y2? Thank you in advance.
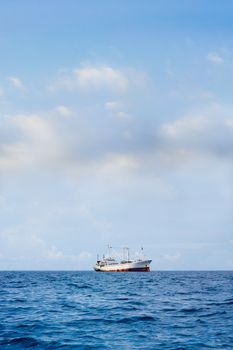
96;266;150;272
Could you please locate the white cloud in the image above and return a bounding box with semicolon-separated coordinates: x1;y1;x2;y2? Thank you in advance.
207;52;224;64
115;111;132;121
56;105;73;117
0;113;64;172
158;104;233;164
161;116;208;139
96;153;139;175
105;101;121;110
0;143;32;171
105;101;131;122
0;109;137;178
14;114;54;141
50;65;129;91
75;66;128;90
8;76;24;90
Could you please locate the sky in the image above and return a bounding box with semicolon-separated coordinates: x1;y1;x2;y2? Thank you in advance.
0;0;233;270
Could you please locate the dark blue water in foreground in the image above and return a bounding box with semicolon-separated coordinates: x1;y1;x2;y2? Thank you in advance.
0;271;233;349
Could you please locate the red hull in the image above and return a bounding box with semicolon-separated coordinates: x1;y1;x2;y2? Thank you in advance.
99;266;150;272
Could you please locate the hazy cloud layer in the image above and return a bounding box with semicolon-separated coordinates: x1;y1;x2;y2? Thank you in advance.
1;102;233;179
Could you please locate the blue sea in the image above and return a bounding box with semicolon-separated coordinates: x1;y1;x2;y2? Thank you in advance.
0;271;233;349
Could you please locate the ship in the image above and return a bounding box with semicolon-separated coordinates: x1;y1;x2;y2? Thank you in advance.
94;246;152;272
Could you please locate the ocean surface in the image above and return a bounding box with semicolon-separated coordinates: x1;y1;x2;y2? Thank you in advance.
0;271;233;349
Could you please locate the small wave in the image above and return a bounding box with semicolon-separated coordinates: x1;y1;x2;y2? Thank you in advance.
67;283;91;289
180;307;204;313
173;324;195;329
1;336;42;347
117;315;155;323
222;300;233;305
127;300;144;306
207;300;233;306
201;310;227;317
14;298;26;303
162;308;176;312
109;305;138;312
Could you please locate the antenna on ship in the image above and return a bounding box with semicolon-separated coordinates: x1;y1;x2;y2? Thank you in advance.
107;244;111;257
140;247;144;260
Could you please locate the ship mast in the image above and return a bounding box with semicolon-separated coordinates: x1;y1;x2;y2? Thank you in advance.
127;247;130;262
123;247;130;262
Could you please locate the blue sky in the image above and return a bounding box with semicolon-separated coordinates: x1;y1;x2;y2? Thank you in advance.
0;1;233;270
